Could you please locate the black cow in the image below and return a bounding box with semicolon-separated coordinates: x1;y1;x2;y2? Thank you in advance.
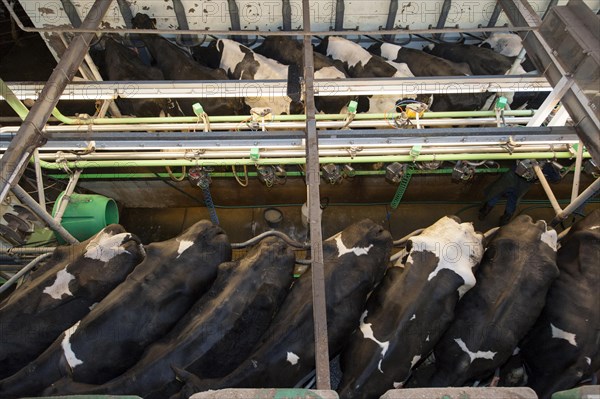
416;215;559;386
253;36;351;114
0;225;144;380
131;14;247;116
0;220;230;398
196;38;304;115
369;42;489;112
520;210;600;398
45;237;295;398
176;219;393;396
102;37;182;117
338;216;484;399
315;37;432;113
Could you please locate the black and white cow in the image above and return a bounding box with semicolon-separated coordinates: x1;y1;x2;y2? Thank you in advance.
0;225;144;380
102;37;182;117
131;14;247;116
416;215;559;387
338;216;484;399
0;220;231;398
45;237;296;398
315;37;434;113
175;219;393;396
369;42;489;111
253;36;351;114
195;38;304;115
520;210;600;399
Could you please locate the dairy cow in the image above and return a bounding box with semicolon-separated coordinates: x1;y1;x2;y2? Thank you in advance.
315;37;432;113
253;36;351;114
131;14;247;116
416;215;559;386
0;225;144;380
102;37;182;117
479;33;524;57
175;219;393;396
0;220;231;398
338;216;484;399
520;210;600;398
196;38;304;115
45;237;295;398
369;42;489;112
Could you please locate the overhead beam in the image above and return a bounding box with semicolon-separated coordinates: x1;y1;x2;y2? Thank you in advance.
0;0;113;205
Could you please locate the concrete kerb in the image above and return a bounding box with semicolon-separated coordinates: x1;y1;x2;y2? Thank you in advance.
189;388;339;399
379;387;538;399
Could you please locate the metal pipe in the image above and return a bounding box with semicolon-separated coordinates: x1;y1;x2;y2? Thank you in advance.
303;0;330;389
231;230;308;249
486;3;503;29
557;226;571;241
533;163;563;215
282;0;292;31
0;78;29;120
542;0;559;20
0;1;537;36
508;47;528;75
434;0;453;40
551;178;600;226
571;140;584;202
227;0;244;43
335;0;345;31
1;246;56;255
392;228;424;246
53;170;82;223
0;252;53;294
383;0;399;42
10;185;79;245
0;0;113;205
33;150;46;208
60;0;83;28
31;151;584;170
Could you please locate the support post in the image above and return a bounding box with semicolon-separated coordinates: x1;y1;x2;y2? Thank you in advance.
335;0;345;31
10;185;78;244
0;0;113;205
33;150;46;208
547;106;570;126
383;0;399;42
526;75;573;127
571;140;584;202
551;178;600;226
53;170;82;223
533;163;562;215
282;0;292;31
302;0;331;390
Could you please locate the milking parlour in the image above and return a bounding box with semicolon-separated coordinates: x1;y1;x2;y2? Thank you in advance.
0;1;598;398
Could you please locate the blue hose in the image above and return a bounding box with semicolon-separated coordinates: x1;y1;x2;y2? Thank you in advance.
201;185;220;225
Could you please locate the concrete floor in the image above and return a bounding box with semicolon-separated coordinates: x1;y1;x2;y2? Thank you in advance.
120;201;600;246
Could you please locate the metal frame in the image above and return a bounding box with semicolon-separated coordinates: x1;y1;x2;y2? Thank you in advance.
1;0;598;390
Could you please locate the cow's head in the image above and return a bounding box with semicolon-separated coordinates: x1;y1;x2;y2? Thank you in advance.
131;13;156;29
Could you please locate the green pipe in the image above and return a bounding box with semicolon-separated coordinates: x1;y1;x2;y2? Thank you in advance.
0;78;30;121
45;168;513;180
36;152;589;170
48;107;533;125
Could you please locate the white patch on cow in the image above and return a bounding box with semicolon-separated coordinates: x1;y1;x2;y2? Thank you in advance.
380;42;402;61
177;240;194;258
286;352;300;365
89;302;98;311
540;227;558;251
43;267;75;300
314;66;346;80
388;61;414;77
218;39;246;77
393;381;404;389
481;33;523;57
426;335;430;342
334;233;373;257
585;357;591;365
410;355;421;369
61;321;83;369
426;44;435;51
454;338;496;363
513;347;521;356
408;216;483;298
551;323;577;347
251;359;258;368
360;311;389;373
589;225;600;230
84;232;131;262
410;314;416;321
326;37;372;69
